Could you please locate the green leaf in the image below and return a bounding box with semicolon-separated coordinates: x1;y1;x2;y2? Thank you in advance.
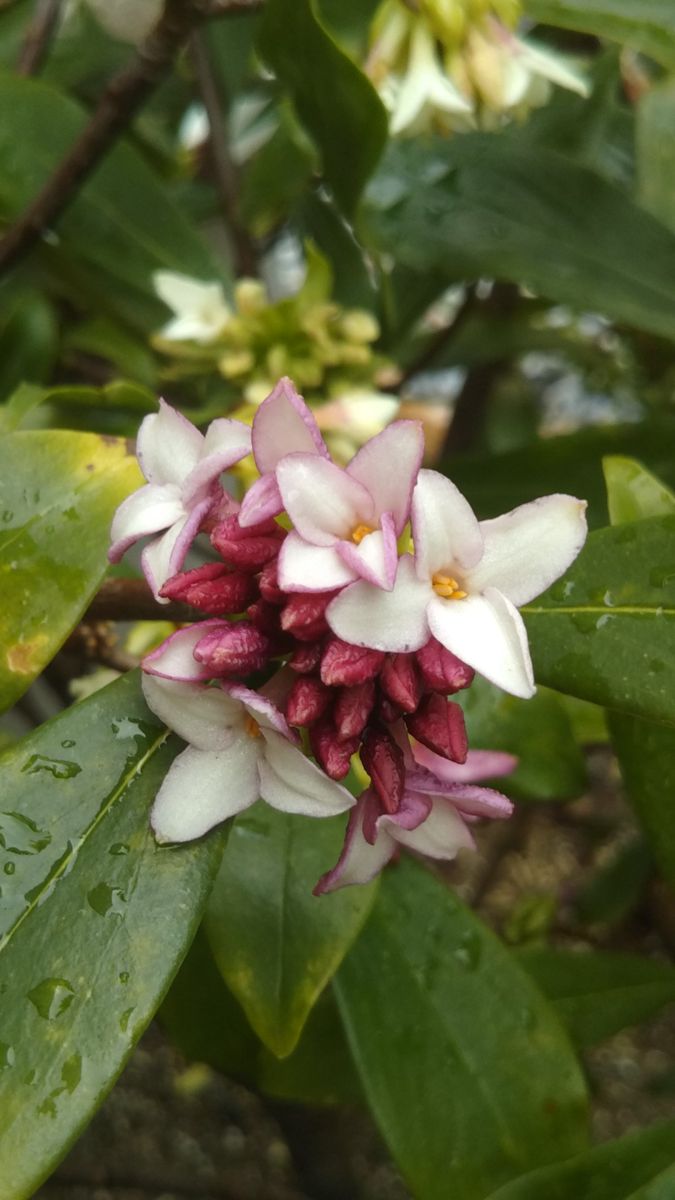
603;456;675;525
522;516;675;724
518;947;675;1047
364;135;675;341
574;837;652;926
0;73;218;332
0;431;141;715
205;803;377;1057
258;0;388;217
638;82;675;234
609;713;675;886
524;1;675;70
457;676;586;802
335;860;589;1200
0;290;58;400
0;673;224;1199
488;1119;675;1200
0;383;47;434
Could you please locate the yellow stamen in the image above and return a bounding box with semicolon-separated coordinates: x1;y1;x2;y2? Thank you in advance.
432;572;468;600
244;714;262;738
351;523;375;544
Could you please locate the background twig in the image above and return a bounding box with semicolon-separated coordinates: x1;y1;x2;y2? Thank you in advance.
17;0;62;76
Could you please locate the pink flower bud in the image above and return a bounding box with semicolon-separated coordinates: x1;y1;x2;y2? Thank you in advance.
259;559;285;604
247;599;282;637
211;514;285;569
360;727;405;814
310;717;358;780
280;591;337;641
286;676;333;727
416;637;474;693
405;694;468;763
379;653;422;713
193;620;271;676
288;642;323;674
334;680;376;741
160;563;255;615
320;638;385;687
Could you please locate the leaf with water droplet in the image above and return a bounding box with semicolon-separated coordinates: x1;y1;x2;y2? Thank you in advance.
0;672;225;1199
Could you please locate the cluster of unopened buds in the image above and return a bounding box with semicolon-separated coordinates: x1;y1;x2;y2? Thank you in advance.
109;378;587;892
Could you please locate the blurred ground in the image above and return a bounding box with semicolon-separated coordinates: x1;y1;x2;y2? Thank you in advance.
36;748;675;1200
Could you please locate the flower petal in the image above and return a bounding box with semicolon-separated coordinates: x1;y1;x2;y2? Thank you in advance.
259;730;355;816
278;531;357;593
238;473;284;528
108;483;183;563
346;420;424;534
142;622;226;682
141;673;244;751
252;376;329;473
276;453;374;545
326;554;431;652
515;36;590;97
150;741;259;843
225;681;295;739
439;783;513;820
336;513;398;590
412;743;518;785
412;469;483;581
427;589;535;699
141;497;212;597
468;494;588;606
136;398;204;487
182;418;252;504
389;795;475;857
314;793;397;893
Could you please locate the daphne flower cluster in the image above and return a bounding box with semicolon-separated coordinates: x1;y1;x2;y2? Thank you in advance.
109;377;587;891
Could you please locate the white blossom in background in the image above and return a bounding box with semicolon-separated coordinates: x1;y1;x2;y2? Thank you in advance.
153;272;233;345
83;0;161;43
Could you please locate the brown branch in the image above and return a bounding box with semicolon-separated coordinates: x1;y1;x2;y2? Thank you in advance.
83;578;194;624
17;0;62;76
0;0;264;277
190;30;258;276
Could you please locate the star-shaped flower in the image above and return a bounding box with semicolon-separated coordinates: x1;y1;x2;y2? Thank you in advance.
153;271;232;344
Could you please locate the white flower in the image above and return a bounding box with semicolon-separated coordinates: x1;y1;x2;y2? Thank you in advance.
387;20;473;135
327;469;587;699
142;675;354;843
109;400;251;598
153;271;232;344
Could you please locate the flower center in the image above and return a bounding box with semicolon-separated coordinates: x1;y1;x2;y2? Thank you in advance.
351;523;375;544
244;714;262;738
432;572;468;600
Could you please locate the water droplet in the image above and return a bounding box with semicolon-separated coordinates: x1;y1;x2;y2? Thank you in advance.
27;978;75;1020
603;590;615;607
118;971;129;984
23;1068;35;1085
60;739;76;749
596;614;612;630
454;930;482;971
109;843;129;857
0;1042;15;1071
21;754;81;780
37;1096;57;1118
119;1007;135;1033
649;566;675;588
61;1052;81;1094
571;613;597;635
1;510;13;522
87;883;126;917
3;862;15;875
0;812;51;855
110;718;147;742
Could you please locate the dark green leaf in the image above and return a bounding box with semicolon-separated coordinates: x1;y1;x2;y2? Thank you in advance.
524;1;675;69
638;83;675;234
205;803;376;1057
364;135;675;340
0;673;224;1198
0;74;219;332
335;860;588;1200
458;676;586;802
0;431;140;714
575;837;652;926
0;290;58;400
258;0;388;217
518;946;675;1047
522;516;675;724
489;1119;675;1200
610;713;675;886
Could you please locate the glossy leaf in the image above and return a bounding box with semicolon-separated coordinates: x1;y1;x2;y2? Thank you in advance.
457;676;586;802
603;456;675;525
524;1;675;69
258;0;388;217
489;1119;675;1200
364;135;675;341
335;860;589;1200
638;83;675;234
518;946;675;1047
0;431;141;715
0;74;218;332
522;516;675;725
0;672;224;1199
205;803;377;1057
